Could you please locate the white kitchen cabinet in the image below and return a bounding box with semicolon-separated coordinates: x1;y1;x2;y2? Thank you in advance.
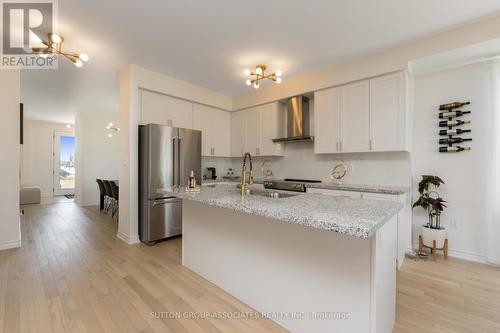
370;72;406;151
245;107;261;155
313;71;408;154
140;90;193;128
259;103;284;156
340;81;370;152
193;104;231;157
314;88;341;153
241;102;284;157
231;111;246;157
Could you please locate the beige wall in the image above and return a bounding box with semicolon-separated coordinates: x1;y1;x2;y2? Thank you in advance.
0;70;21;250
74;111;119;206
21;120;74;197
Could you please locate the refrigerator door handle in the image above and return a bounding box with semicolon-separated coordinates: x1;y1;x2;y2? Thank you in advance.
178;135;185;186
152;197;181;206
172;136;179;186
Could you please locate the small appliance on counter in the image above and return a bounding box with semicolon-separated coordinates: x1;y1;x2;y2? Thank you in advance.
205;167;217;180
222;168;240;181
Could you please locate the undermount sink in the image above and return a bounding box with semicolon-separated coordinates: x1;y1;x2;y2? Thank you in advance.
244;188;298;199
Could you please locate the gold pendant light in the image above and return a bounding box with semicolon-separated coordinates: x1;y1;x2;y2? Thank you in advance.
31;33;89;67
244;65;282;89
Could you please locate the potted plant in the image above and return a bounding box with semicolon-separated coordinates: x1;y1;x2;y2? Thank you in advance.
413;175;447;249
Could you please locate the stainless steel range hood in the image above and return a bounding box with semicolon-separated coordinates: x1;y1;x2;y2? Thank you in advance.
272;95;314;143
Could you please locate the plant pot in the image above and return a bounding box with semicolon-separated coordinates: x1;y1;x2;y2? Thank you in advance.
421;225;447;248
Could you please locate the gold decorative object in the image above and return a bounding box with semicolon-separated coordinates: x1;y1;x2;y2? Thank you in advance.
244;65;282;89
31;33;89;67
331;160;348;184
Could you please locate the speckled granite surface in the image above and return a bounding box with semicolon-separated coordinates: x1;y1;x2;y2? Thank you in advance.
159;183;403;238
203;179;409;195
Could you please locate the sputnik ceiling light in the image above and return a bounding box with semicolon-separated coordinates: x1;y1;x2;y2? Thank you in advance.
31;33;89;67
244;65;282;89
106;122;120;138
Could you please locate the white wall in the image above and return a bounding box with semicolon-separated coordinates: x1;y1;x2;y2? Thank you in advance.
238;147;411;187
75;111;119;206
0;70;21;250
119;65;234;244
21;120;74;197
413;62;492;262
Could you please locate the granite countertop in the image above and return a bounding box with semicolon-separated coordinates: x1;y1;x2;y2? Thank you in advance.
203;178;409;195
159;183;403;238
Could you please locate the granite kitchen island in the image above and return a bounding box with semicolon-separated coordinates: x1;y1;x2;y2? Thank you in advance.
159;183;403;333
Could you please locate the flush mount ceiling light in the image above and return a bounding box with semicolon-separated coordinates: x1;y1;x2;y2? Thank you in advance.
31;33;89;68
244;65;282;89
106;122;120;138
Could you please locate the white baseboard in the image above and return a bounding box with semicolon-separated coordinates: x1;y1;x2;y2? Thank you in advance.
116;231;140;245
412;242;487;264
0;239;21;250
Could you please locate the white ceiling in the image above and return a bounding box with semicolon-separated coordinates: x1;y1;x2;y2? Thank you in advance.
21;0;500;123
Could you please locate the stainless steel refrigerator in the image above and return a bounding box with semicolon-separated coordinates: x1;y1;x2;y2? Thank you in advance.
139;124;201;245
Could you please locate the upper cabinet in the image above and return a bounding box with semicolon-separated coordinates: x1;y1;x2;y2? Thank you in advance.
231;102;284;157
192;104;231;157
314;71;408;154
140;90;193;128
314;88;341;153
369;72;406;151
340;81;370;152
231;111;246;157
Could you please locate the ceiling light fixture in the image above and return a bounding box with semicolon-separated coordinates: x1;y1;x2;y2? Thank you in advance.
243;65;282;89
31;33;89;68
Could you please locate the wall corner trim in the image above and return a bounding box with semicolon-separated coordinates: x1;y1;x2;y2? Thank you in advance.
116;231;140;245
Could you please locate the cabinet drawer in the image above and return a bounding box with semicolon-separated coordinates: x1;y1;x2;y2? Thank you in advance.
306;188;362;198
361;193;398;201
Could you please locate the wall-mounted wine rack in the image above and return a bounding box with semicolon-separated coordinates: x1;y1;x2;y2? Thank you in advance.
438;101;472;153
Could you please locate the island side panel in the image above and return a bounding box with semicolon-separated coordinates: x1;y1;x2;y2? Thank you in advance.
182;200;373;333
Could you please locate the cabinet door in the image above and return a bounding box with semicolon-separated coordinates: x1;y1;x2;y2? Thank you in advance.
340;81;370;152
259;103;284;156
140;91;193;128
192;104;213;156
245;107;261;156
231;111;246;157
193;104;231;157
370;72;405;151
140;90;170;125
168;97;193;129
314;88;341;153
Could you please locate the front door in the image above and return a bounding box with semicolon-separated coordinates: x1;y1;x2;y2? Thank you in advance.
53;132;75;196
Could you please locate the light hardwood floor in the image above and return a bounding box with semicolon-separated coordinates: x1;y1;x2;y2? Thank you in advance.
2;201;500;333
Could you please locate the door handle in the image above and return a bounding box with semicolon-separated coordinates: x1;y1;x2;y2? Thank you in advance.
152;198;180;206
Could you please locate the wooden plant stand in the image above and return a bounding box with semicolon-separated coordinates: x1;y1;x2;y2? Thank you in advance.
419;235;448;261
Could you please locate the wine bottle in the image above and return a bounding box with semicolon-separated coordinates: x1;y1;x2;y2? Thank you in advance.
439;120;471;127
438;110;471;119
439;101;470;110
439;138;472;145
439;146;471;153
439;129;471;136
